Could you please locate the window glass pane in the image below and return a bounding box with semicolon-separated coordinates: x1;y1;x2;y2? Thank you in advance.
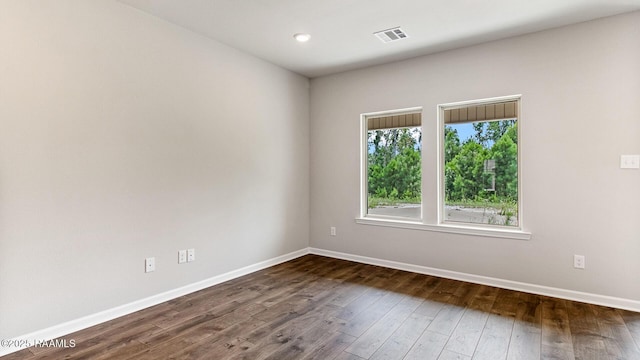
443;119;518;226
367;126;421;219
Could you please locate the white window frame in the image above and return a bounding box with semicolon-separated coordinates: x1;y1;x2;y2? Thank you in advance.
357;96;531;241
437;95;523;231
360;107;423;222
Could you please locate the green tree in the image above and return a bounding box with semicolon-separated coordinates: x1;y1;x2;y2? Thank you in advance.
367;127;421;204
444;126;460;163
472;122;487;145
490;133;518;199
473;120;516;146
445;120;517;201
446;140;489;201
504;121;517;144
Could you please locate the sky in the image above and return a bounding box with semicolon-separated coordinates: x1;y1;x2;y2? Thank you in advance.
446;123;475;142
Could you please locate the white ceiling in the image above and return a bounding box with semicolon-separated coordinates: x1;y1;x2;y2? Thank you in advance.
118;0;640;78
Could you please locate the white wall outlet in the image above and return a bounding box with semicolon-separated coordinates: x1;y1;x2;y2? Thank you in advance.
620;155;640;169
187;248;195;262
330;226;336;236
573;255;585;269
178;250;187;264
145;257;155;273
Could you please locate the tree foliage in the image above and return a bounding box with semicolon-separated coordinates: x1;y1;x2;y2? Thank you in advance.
367;128;421;202
445;120;518;203
366;120;517;213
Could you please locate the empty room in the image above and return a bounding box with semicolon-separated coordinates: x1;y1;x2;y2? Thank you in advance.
1;0;640;359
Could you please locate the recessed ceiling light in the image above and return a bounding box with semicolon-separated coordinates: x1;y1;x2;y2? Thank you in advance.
293;33;311;42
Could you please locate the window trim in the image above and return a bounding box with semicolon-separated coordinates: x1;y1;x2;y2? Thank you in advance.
360;107;423;221
355;217;531;240
437;94;523;230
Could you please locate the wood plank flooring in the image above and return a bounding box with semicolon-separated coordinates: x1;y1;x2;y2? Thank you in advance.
4;254;640;360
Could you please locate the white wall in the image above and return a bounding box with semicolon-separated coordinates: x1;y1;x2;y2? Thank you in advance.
0;0;309;338
310;12;640;301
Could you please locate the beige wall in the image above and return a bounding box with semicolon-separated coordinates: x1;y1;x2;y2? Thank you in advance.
0;0;309;338
310;12;640;300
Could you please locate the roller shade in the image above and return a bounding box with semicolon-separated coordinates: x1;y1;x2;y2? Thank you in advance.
444;101;517;124
367;112;421;130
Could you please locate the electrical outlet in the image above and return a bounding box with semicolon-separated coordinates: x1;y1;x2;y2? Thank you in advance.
145;257;155;273
573;255;585;269
187;248;195;262
330;227;336;236
620;155;640;169
178;250;187;264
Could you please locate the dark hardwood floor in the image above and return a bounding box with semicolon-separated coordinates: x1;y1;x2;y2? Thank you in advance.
4;254;640;359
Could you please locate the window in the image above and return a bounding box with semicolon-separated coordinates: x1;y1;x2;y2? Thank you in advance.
358;96;527;239
361;109;422;220
440;97;520;228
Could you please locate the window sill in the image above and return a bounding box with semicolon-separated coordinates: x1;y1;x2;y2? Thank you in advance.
355;217;531;240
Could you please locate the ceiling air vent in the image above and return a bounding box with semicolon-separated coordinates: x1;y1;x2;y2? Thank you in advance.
374;27;408;43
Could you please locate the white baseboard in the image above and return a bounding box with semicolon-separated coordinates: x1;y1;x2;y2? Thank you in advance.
0;248;310;357
309;247;640;313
